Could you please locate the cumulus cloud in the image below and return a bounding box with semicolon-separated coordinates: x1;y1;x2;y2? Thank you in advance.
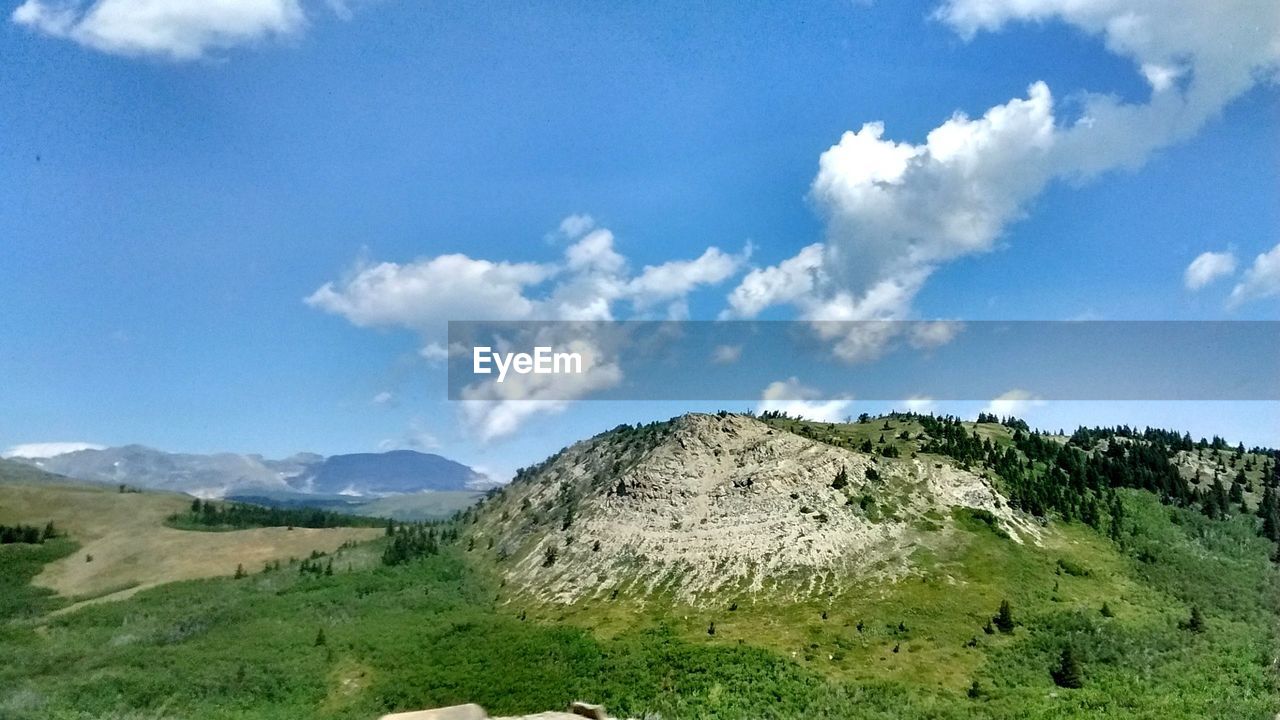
1184;251;1237;291
310;218;747;440
3;441;105;459
370;390;395;407
628;246;748;312
10;0;323;60
310;223;747;339
757;377;853;423
723;243;825;319
983;389;1043;418
1228;242;1280;307
724;0;1280;347
307;255;554;332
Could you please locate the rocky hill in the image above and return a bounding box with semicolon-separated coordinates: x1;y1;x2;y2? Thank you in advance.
473;413;1040;605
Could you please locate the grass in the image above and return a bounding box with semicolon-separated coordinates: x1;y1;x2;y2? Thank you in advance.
0;480;383;605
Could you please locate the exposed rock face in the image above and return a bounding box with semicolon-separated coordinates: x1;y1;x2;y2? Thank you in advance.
475;414;1036;605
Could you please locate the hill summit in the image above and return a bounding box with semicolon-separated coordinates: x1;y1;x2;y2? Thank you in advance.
474;413;1038;605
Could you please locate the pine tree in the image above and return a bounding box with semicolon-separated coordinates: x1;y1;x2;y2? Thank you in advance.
832;465;849;490
314;628;326;646
1186;605;1205;633
994;599;1015;633
1050;646;1084;688
707;621;716;636
234;563;246;579
1100;602;1114;618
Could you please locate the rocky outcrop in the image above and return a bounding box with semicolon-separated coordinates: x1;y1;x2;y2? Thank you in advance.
473;413;1037;605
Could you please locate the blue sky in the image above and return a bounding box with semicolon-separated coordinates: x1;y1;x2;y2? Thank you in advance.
2;0;1278;476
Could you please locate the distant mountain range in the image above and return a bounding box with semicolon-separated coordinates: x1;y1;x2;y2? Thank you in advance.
8;445;498;500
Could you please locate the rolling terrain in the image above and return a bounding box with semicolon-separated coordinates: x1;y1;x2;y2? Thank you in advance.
0;461;383;611
0;415;1277;719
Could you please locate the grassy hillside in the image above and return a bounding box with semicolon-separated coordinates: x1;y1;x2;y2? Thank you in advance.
0;421;1277;719
0;464;383;610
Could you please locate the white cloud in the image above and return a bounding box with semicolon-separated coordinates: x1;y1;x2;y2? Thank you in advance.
1184;251;1237;291
628;246;748;311
757;377;853;423
556;214;596;240
901;396;937;413
311;216;746;441
909;320;965;349
723;243;825;319
983;389;1043;418
12;0;314;60
724;0;1280;341
711;344;742;364
310;218;746;338
419;343;451;363
3;441;105;459
370;390;395;407
1228;242;1280;307
306;254;555;333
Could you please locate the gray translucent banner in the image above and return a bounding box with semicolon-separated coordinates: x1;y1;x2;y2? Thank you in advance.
445;321;1280;402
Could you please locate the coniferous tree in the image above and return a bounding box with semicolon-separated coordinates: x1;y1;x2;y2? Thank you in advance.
1051;646;1084;688
994;599;1015;633
1186;605;1205;633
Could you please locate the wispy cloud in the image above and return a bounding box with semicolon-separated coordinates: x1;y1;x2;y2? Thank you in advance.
3;441;105;459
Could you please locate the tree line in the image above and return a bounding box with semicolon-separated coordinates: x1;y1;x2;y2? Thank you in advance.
919;414;1280;551
168;498;387;531
0;521;58;545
